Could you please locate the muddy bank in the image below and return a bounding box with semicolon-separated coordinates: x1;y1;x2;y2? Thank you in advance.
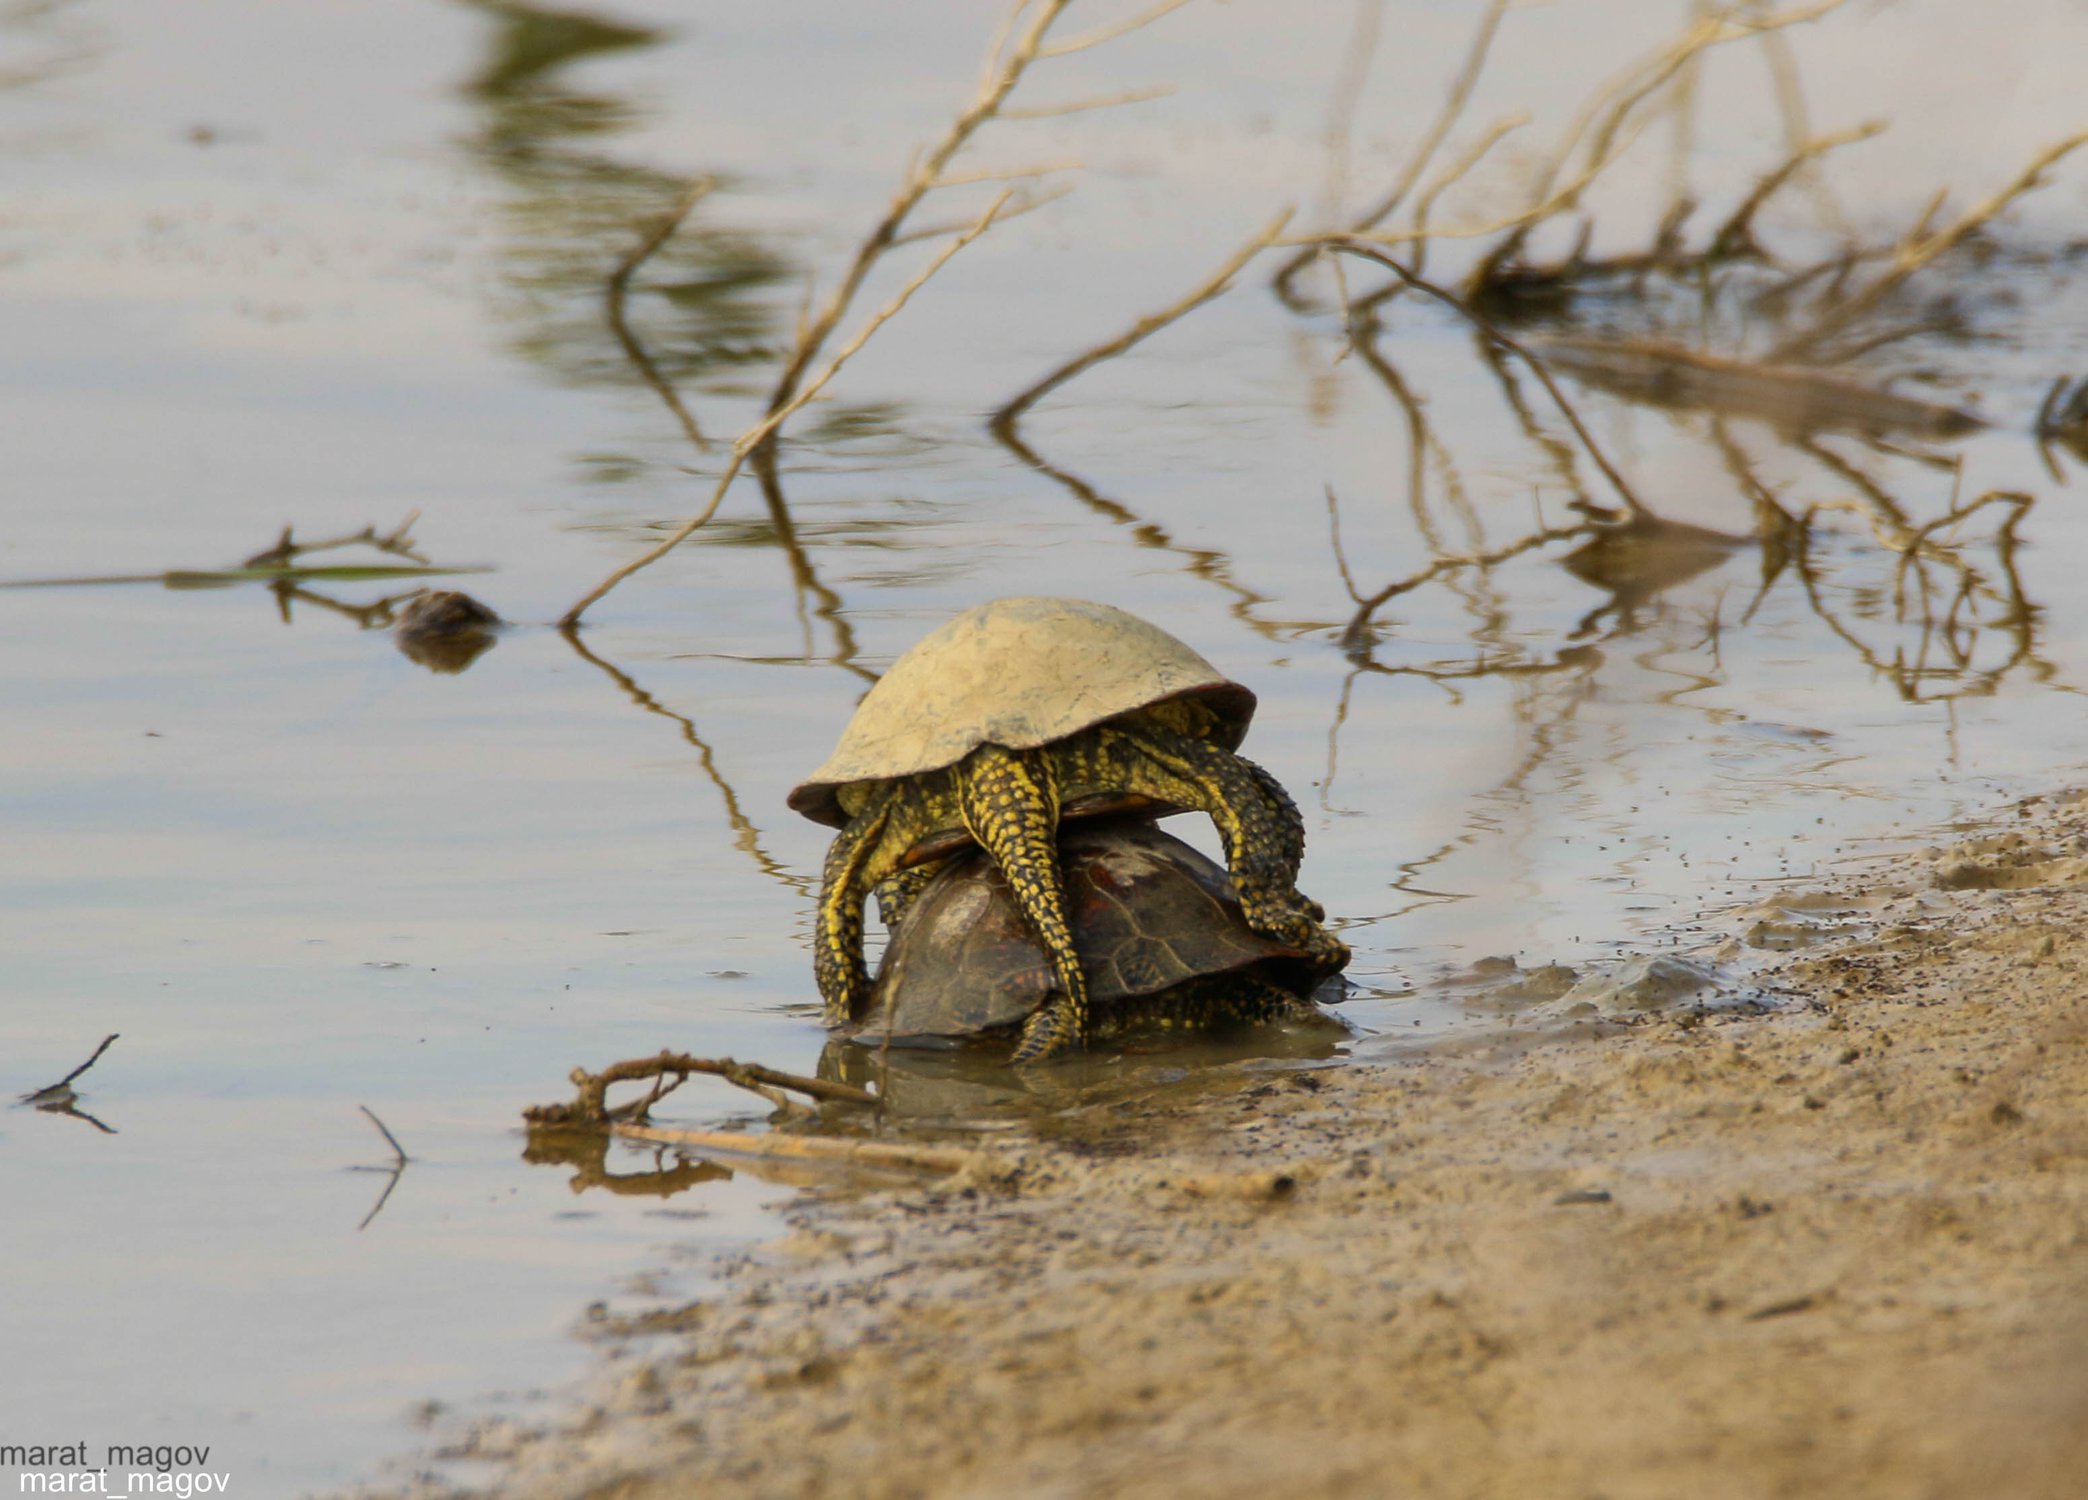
389;796;2088;1500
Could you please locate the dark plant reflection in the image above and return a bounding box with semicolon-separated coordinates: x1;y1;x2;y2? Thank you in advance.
524;1126;733;1198
456;1;785;397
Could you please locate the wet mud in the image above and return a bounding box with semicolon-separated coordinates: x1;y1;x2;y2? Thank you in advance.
376;791;2088;1500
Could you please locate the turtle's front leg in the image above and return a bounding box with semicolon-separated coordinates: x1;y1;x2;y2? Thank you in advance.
955;744;1088;1063
1099;725;1347;970
813;794;896;1026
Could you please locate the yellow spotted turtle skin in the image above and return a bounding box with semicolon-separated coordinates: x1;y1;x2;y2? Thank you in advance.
814;700;1346;1062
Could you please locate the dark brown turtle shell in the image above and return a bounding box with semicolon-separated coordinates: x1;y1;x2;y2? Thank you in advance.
863;818;1341;1041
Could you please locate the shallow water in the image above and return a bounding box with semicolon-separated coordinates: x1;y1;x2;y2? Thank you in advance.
5;0;2088;1492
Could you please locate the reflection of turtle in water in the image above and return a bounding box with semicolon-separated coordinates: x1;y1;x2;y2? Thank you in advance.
859;818;1346;1049
788;597;1348;1063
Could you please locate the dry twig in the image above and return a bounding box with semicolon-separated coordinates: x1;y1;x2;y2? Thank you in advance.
243;516;426;570
525;1049;877;1130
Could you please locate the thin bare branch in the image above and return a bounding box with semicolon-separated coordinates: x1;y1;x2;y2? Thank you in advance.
763;0;1072;423
999;84;1176;120
929;160;1082;189
1467;0;1848;296
1342;520;1599;650
889;183;1072;246
19;1033;119;1103
525;1049;879;1132
1708;120;1882;260
1037;0;1195;59
242;516;426;570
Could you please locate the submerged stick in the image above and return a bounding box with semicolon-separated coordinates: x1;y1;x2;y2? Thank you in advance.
357;1104;410;1166
612;1122;994;1177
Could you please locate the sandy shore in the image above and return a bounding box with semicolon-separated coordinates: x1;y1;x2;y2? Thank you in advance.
390;792;2088;1500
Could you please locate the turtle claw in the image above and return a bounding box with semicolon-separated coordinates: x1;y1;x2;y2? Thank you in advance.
1010;1000;1080;1064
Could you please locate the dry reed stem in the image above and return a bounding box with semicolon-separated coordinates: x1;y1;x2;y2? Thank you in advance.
561;191;1012;627
1768;131;2088;362
610;1123;997;1178
1273;0;1511;306
1466;0;1847;295
1707;120;1881;260
992;208;1293;430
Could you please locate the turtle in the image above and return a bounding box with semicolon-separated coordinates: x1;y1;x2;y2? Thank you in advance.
861;817;1346;1046
787;596;1347;1063
393;589;501;674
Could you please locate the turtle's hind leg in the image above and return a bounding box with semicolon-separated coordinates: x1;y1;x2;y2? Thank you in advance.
955;744;1087;1063
873;861;941;930
813;792;899;1026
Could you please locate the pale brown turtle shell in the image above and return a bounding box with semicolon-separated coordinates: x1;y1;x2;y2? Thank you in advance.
787;597;1255;828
